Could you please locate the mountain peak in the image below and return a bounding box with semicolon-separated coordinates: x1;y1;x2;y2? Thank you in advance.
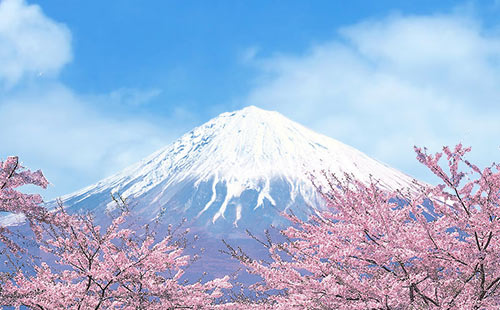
211;105;285;132
237;105;268;114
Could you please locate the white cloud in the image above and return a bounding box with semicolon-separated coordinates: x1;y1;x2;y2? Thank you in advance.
0;0;72;87
0;83;174;199
245;12;500;183
0;1;177;199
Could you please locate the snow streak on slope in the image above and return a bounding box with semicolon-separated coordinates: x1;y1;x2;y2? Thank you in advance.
58;106;419;227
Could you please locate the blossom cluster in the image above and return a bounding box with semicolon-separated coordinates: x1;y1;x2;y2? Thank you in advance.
2;144;500;309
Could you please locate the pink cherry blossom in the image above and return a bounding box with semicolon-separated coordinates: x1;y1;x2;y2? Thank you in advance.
0;156;49;253
226;144;500;309
2;207;231;309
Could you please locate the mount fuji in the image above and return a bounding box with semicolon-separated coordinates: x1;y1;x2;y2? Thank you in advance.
3;106;422;277
52;106;419;234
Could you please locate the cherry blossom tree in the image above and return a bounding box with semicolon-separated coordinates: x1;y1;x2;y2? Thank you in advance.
225;144;500;309
0;157;231;309
0;156;49;255
5;145;500;309
1;205;231;309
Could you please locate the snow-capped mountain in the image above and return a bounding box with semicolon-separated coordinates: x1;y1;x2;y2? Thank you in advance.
2;106;424;278
57;105;419;233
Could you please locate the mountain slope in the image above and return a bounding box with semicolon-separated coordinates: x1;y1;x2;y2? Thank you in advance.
57;105;419;231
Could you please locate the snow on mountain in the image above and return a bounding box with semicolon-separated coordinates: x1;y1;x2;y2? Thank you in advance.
1;106;425;278
55;105;420;231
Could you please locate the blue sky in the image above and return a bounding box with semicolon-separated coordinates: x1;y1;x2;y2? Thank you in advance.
1;0;500;200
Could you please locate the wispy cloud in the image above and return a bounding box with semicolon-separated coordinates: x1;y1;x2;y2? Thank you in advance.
0;83;173;199
239;46;260;64
0;0;175;199
107;88;162;107
245;11;500;182
0;0;71;87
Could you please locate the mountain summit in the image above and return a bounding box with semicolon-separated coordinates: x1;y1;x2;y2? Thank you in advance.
59;106;418;231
